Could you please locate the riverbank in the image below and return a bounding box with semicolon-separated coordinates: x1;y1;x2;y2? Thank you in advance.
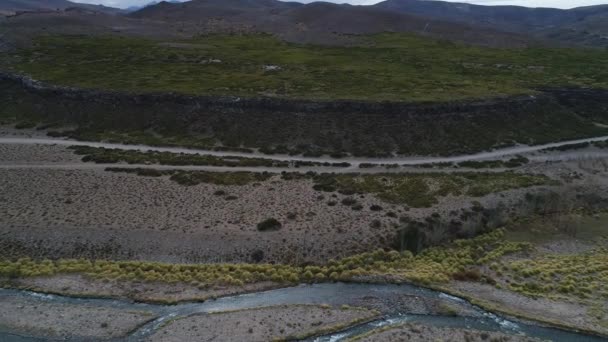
349;323;542;342
2;215;607;339
0;292;157;340
1;131;606;340
0;282;606;342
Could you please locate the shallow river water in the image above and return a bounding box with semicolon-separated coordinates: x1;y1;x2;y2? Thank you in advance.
0;283;604;341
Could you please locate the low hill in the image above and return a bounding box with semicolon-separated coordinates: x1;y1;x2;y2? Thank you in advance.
129;0;532;47
0;0;124;15
130;0;301;20
374;0;608;46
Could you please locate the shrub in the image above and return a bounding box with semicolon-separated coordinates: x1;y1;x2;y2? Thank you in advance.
370;220;382;229
15;122;36;129
251;250;264;262
452;269;482;282
257;218;282;232
370;204;384;211
341;197;357;206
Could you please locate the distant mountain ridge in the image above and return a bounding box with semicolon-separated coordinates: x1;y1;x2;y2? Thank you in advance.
127;0;533;47
0;0;124;15
125;0;182;13
2;0;607;47
373;0;608;45
374;0;608;30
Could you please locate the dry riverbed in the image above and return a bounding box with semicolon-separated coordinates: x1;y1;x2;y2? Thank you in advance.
0;293;156;339
350;323;541;342
147;304;379;342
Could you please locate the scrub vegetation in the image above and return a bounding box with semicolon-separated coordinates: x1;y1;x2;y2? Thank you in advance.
105;168;272;186
70;146;351;168
0;229;529;287
105;168;556;207
505;250;608;301
2;33;608;158
6;33;608;101
303;172;557;207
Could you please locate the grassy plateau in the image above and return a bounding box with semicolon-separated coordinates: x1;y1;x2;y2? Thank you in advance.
4;33;608;102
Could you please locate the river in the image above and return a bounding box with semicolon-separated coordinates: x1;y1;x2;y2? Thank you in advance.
0;283;604;341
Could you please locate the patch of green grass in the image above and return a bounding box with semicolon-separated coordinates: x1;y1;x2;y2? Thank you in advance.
71;146;289;167
7;33;608;101
63;130;220;151
70;146;351;168
305;172;556;208
2;33;608;157
105;168;272;186
108;168;555;205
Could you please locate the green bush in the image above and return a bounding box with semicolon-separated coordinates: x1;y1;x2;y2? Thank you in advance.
341;198;358;206
257;218;282;232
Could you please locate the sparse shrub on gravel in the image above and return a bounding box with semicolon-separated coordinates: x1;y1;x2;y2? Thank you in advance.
105;168;272;186
286;172;557;208
257;218;282;232
341;198;357;206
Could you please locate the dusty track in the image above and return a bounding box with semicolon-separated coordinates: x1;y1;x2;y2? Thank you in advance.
0;135;607;172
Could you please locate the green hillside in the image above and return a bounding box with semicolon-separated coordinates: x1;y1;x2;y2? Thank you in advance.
4;33;608;101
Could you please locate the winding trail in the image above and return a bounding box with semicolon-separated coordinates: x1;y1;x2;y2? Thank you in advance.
0;136;607;175
1;135;608;167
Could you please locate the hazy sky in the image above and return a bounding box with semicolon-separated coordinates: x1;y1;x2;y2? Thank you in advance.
77;0;608;10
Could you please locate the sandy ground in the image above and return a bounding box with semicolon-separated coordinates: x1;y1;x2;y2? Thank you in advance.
450;281;604;334
147;304;379;342
0;143;81;164
1;143;607;263
4;274;283;303
352;323;541;342
0;293;156;339
0;166;396;263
